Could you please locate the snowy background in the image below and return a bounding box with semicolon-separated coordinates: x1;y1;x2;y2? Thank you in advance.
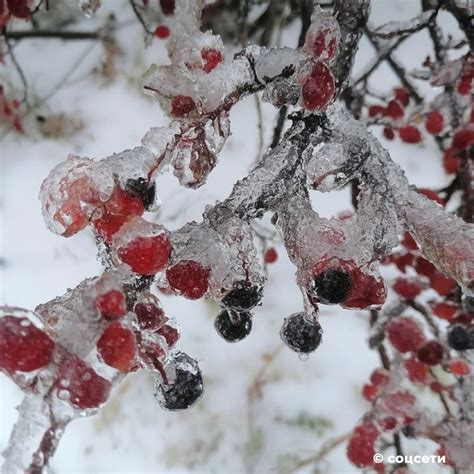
0;1;464;473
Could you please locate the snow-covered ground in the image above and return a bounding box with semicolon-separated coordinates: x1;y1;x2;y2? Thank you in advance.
0;1;465;473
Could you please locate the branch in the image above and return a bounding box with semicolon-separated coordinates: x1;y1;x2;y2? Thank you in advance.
4;30;102;40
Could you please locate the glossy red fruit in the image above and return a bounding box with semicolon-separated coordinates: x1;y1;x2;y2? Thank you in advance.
392;278;423;300
362;383;378;402
432;302;458;321
95;290;127;319
347;421;380;468
394;87;410;106
368;105;385;118
385;100;404;120
404;358;429;383
201;48;222;73
370;368;390;386
425;110;444;135
171;95;196;117
154;25;170;39
97;323;137;372
7;0;31;19
417;340;444;366
118;234;172;275
93;187;144;243
0;316;54;374
56;358;111;409
264;247;278;264
399;125;422;144
386;316;426;353
300;61;335;112
166;260;210;300
156;324;179;347
134;302;165;330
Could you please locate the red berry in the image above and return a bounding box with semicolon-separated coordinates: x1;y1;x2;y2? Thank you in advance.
370;368;390;386
0;316;54;374
201;48;223;73
425;110;444;135
432;302;458;321
8;0;31;19
156;324;179;347
399;125;422;144
95;290;126;319
300;61;335;112
368;105;385;117
383;127;395;140
394;87;410;106
386;316;426;353
97;323;137;372
347;421;379;468
382;390;416;419
93;187;145;243
305;21;339;61
390;252;415;273
379;416;397;431
264;247;278;264
417;341;444;366
362;383;378;402
118;234;172;276
166;260;210;300
159;0;175;15
443;148;460;174
452;126;474;151
154;25;170;39
404;357;429;383
171;95;196;117
385;100;404;120
56;358;111;409
134;302;165;330
430;272;457;296
393;278;423;300
457;74;472;95
449;359;470;376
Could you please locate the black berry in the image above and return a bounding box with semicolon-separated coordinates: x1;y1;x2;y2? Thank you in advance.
280;312;322;354
214;309;252;342
312;268;351;304
155;352;203;410
126;177;156;210
222;281;263;311
447;324;474;351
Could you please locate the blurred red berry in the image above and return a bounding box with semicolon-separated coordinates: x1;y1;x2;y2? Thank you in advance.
159;0;175;15
347;421;380;468
393;278;423;300
386;100;404;120
449;359;470;376
368;105;385;117
399;125;422;144
404;357;429;383
0;316;54;374
154;25;170;39
394;87;410;106
425;110;444;135
432;301;458;321
383;126;395;140
418;188;445;206
201;48;222;73
264;247;278;264
134;302;165;330
386;316;426;353
452;126;474;151
401;232;418;250
171;95;196;117
417;340;444;366
156;324;179;347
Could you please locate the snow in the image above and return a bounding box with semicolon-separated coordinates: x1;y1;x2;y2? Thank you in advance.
0;0;465;473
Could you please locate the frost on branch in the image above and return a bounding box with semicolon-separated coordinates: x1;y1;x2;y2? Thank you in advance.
2;0;474;472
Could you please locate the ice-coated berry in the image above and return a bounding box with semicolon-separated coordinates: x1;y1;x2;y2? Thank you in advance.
56;358;111;409
386;316;426;353
201;48;222;73
134;302;165;330
126;178;156;211
304;17;339;61
312;267;351;304
280;312;322;354
97;323;137;372
156;324;179;347
155;352;203;410
300;61;335;112
399;125;422;144
171;95;196;117
95;290;126;319
447;324;474;351
118;234;172;276
417;340;444;366
222;281;263;311
214;309;252;343
347;421;380;468
385;100;404;120
0;316;54;374
166;260;210;300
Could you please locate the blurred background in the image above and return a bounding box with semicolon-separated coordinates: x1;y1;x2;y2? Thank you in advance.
0;1;465;472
